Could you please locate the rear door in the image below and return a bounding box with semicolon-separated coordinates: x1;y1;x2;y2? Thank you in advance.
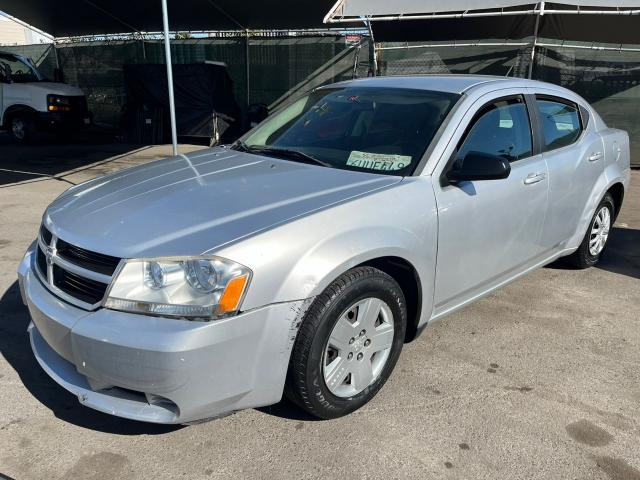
431;92;549;317
530;91;604;249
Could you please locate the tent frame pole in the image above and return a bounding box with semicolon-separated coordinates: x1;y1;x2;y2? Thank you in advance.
365;18;378;76
245;29;251;107
528;1;544;79
161;0;179;156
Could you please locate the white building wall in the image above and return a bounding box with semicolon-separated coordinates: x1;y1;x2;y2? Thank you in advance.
0;15;28;45
0;14;51;45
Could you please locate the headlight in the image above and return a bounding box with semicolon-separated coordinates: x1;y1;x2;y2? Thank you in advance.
104;256;251;320
47;95;71;112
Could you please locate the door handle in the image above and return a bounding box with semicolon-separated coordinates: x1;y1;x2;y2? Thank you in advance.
588;152;603;162
523;172;546;185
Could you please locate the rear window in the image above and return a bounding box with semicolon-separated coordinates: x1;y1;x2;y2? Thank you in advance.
536;98;582;151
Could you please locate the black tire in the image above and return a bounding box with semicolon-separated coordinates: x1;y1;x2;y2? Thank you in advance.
9;112;35;144
567;192;615;269
285;266;406;419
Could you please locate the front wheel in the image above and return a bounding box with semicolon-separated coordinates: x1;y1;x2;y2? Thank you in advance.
285;267;406;419
567;192;615;268
9;113;35;143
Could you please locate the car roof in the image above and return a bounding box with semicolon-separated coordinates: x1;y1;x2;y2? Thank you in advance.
326;74;558;95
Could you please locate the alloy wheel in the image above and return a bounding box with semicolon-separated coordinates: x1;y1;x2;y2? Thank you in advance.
589;206;611;256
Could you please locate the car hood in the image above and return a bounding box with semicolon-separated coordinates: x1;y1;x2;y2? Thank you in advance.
19;82;84;97
44;147;402;258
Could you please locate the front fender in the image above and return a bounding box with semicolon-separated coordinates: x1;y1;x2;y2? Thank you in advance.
280;224;428;304
217;177;438;327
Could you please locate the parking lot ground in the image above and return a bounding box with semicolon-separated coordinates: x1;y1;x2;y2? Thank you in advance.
0;142;639;480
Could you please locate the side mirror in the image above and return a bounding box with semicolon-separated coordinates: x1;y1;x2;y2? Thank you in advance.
447;151;511;183
53;68;64;83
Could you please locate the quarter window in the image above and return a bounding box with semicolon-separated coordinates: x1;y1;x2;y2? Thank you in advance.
457;97;533;165
536;98;582;151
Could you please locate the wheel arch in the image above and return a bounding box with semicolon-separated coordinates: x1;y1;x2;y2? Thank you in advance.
607;182;625;221
567;174;627;251
356;256;423;343
2;104;37;127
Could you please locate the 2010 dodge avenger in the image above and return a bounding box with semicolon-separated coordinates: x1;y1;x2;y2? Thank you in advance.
18;75;630;423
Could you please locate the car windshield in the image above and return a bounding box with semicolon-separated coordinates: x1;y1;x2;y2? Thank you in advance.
236;86;460;176
0;53;45;83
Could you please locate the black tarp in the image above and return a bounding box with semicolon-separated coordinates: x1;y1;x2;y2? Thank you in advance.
372;13;640;44
372;16;537;42
123;63;241;143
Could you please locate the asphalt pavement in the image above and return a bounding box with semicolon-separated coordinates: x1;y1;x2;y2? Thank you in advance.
0;139;639;480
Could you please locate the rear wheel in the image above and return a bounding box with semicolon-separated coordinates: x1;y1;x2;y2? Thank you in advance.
285;267;406;419
567;192;614;268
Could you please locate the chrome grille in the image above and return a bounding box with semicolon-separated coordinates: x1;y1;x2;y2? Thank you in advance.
52;264;109;305
57;238;120;275
36;225;121;309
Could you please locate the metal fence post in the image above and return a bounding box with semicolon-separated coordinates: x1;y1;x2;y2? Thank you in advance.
528;1;544;79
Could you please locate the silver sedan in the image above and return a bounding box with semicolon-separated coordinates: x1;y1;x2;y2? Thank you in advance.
18;75;631;423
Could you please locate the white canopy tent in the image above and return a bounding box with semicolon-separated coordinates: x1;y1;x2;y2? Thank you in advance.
324;1;640;23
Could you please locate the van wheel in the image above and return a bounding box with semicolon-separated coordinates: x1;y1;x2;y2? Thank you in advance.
567;192;615;269
9;113;35;143
285;267;406;419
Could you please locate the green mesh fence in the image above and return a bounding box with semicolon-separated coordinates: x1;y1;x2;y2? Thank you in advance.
5;36;639;164
269;39;369;111
377;42;532;78
377;40;639;166
51;36;349;128
533;44;640;166
56;41;145;127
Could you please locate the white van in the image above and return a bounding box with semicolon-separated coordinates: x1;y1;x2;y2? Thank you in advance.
0;51;91;142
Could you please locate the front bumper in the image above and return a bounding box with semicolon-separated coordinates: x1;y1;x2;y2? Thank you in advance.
36;110;92;131
17;246;306;424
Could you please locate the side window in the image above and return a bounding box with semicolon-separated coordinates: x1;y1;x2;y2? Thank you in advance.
457;97;533;165
536;98;582;151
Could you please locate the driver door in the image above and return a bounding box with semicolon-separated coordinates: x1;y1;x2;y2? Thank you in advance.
431;93;549;318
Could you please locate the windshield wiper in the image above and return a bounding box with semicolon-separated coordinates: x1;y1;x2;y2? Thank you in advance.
233;143;331;168
232;140;251;152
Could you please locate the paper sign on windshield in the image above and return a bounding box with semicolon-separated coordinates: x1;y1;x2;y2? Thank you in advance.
346;151;412;171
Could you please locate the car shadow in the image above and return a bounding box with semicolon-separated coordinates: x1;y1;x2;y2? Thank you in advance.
256;399;322;422
0;281;181;435
0;131;147;188
546;227;640;280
